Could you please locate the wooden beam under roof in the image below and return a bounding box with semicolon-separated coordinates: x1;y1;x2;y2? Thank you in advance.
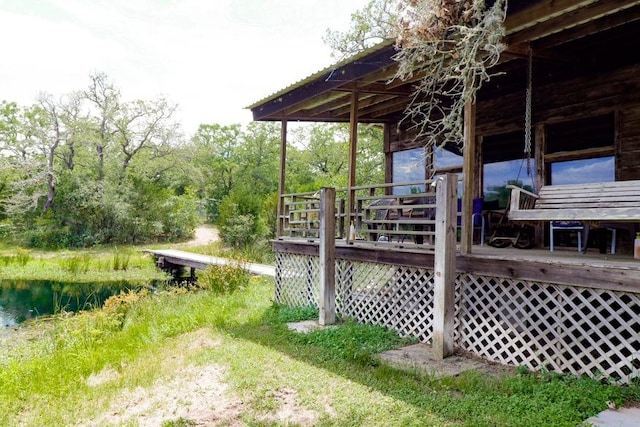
334;83;412;97
505;0;599;34
506;0;640;45
531;3;640;50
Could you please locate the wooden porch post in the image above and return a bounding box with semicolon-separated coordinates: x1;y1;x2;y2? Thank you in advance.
433;173;457;359
461;99;476;254
534;123;546;246
277;120;288;238
319;187;336;325
347;91;359;242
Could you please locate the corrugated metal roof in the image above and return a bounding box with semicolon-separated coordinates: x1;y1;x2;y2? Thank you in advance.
246;39;396;110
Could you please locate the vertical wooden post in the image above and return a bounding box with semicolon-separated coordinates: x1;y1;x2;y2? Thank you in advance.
346;91;359;241
534;123;546;245
319;187;336;326
383;123;393;195
461;99;476;254
433;173;457;359
277;120;288;238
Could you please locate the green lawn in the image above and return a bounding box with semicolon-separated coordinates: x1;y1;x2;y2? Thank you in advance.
0;270;638;426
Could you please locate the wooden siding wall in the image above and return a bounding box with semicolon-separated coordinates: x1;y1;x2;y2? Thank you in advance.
387;62;640;181
620;106;640;180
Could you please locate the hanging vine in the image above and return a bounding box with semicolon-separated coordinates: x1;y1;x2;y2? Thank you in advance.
393;0;507;165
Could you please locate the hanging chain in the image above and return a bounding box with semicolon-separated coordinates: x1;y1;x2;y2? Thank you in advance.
524;47;533;176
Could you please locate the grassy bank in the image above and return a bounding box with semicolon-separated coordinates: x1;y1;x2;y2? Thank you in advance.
0;246;169;283
1;272;639;426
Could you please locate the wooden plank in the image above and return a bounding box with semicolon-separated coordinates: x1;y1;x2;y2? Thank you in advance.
144;249;275;277
535;202;640;209
319;188;336;326
433;174;457;359
510;207;640;221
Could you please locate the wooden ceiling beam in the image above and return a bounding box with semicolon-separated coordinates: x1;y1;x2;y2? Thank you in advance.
361;97;409;120
532;3;640;50
334;82;412;97
506;0;640;45
505;0;600;34
331;93;399;117
280;91;346;116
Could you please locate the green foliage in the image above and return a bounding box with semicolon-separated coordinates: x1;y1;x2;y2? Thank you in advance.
0;247;167;283
15;248;31;266
196;262;250;295
111;248;132;271
292;318;412;363
162;418;196;427
58;254;92;275
218;189;268;248
264;304;318;324
0;74;198;249
323;0;398;59
286;123;384;193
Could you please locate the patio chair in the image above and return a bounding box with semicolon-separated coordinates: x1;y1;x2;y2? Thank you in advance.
457;198;485;245
549;221;584;252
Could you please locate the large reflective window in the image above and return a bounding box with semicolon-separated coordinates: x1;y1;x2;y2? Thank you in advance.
550;156;614;185
484;159;535;207
434;145;463;170
392;148;426;194
482;131;534;207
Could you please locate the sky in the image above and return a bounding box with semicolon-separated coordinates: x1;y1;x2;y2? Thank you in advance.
0;0;370;136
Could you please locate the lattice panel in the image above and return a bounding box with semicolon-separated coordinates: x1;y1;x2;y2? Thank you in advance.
458;273;640;383
336;259;435;342
274;252;319;308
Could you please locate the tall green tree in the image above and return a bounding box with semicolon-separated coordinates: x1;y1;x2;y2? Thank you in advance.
190;123;242;203
0;73;197;248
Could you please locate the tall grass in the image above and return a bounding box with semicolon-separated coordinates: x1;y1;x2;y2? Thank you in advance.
110;247;132;271
58;253;92;274
0;249;168;283
15;248;31;267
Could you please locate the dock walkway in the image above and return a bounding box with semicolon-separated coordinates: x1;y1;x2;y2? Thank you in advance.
144;249;275;277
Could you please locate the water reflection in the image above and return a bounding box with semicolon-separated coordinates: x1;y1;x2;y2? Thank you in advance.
0;280;144;327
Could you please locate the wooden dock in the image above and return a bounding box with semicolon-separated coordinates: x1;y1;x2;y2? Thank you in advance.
144;249;275;277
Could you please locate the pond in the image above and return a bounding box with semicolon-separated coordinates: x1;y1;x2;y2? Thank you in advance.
0;279;147;328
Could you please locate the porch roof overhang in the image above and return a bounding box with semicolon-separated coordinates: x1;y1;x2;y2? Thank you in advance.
248;0;640;124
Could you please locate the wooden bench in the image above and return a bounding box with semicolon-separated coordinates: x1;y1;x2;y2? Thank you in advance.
507;180;640;252
508;180;640;222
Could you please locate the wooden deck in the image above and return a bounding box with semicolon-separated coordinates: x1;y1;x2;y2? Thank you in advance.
273;239;640;293
144;249;275;277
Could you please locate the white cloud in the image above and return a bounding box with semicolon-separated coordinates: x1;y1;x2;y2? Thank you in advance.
0;0;369;136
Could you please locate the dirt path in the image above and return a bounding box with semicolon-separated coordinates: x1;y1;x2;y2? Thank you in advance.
185;225;219;246
84;329;316;427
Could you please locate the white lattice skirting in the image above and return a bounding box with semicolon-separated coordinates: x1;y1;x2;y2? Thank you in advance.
274;251;640;383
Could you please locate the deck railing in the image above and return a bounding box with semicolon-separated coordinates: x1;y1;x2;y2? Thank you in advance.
277;180;458;247
278;190;347;239
277;178;468;249
350;180;437;246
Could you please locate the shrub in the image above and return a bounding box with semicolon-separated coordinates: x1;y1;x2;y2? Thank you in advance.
217;190;267;248
196;262;250;295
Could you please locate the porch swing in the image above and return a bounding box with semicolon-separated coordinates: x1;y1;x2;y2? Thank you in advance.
487;49;536;249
